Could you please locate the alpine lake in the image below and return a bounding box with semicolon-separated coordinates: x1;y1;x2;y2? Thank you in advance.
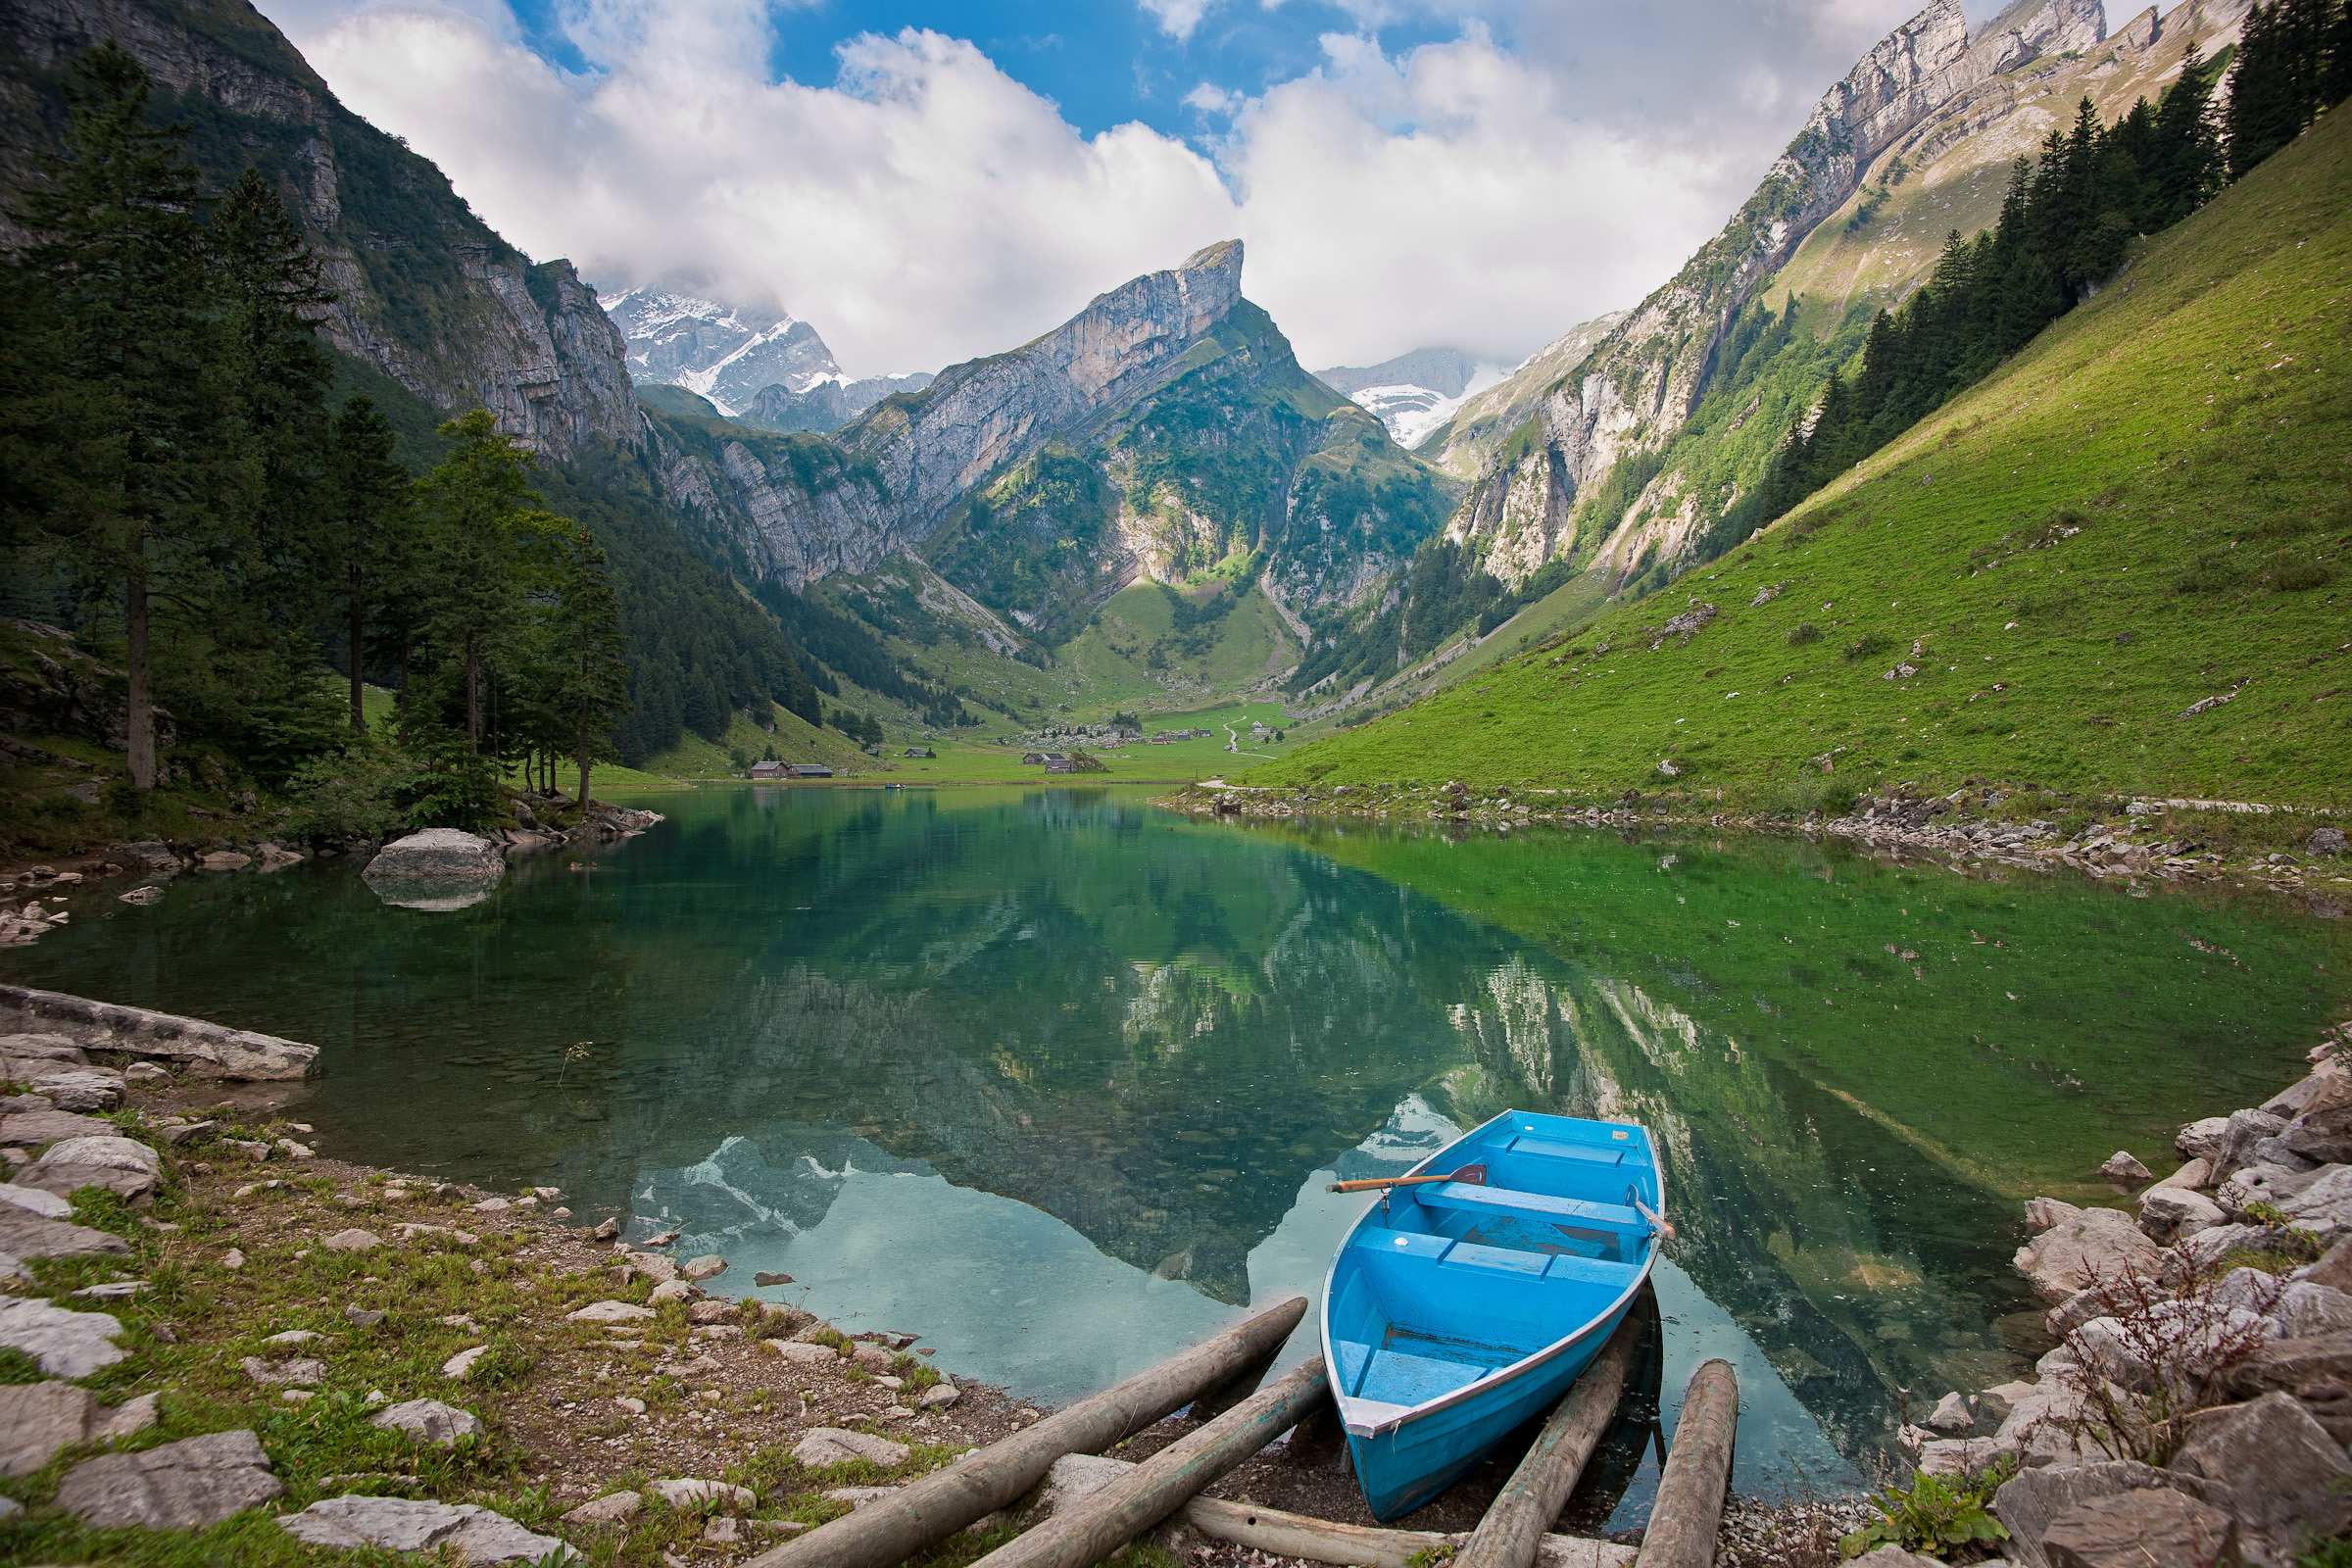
8;784;2349;1528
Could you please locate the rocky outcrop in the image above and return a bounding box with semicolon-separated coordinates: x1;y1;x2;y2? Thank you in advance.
0;989;318;1079
0;0;641;460
1440;0;2117;592
843;242;1245;529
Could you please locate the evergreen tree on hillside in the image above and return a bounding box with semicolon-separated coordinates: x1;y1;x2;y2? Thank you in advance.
2228;0;2344;174
542;526;630;804
416;410;558;752
8;44;248;791
323;394;416;733
212;169;333;579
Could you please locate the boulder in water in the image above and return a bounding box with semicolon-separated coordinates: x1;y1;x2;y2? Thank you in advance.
362;830;504;911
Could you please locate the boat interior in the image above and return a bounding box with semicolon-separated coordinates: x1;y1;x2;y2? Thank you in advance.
1327;1118;1659;1412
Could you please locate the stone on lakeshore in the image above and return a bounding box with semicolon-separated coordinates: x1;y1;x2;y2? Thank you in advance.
0;986;318;1079
649;1279;697;1302
2215;1108;2288;1182
1992;1462;2225;1568
624;1250;679;1283
755;1270;794;1286
0;1108;115;1146
823;1486;899;1508
2015;1205;2161;1304
615;1396;646;1413
279;1494;566;1560
123;1061;170;1083
686;1300;734;1325
0;1182;72;1218
2070;1303;2272;1397
2181;1118;2239;1163
1914;1437;2008;1477
442;1345;486;1379
1924;1391;1975;1433
2265;1072;2337;1119
565;1298;656;1323
2150;1156;2214;1194
2025;1196;2081;1233
2100;1151;2154;1184
361;830;506;912
56;1429;281;1528
2173;1223;2269;1282
345;1305;385;1328
591;1216;619;1241
2169;1391;2352;1548
0;1033;85;1062
650;1477;756;1509
2300;1235;2352;1294
792;1427;908;1468
2228;1329;2352;1443
0;1295;125;1377
852;1342;895;1370
681;1253;726;1281
241;1355;325;1387
2284;1078;2352;1165
17;1133;163;1201
199;851;251;870
562;1490;643;1526
1847;1550;1941;1568
2277;1164;2352;1234
2311;827;2348;857
2213;1266;2285;1316
30;1071;123;1111
0;1211;135;1267
97;1392;159;1440
321;1228;381;1251
263;1329;320;1347
370;1397;482;1446
2275;1280;2352;1338
918;1381;961;1409
0;1380;96;1476
2140;1186;2226;1244
2042;1488;2235;1568
766;1339;840;1364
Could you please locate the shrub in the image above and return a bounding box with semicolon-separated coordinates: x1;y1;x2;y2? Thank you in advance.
1787;621;1822;645
1843;631;1893;661
1839;1460;2014;1558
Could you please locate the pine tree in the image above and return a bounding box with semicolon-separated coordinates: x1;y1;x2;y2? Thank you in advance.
2149;42;2225;226
9;45;247;790
324;395;416;733
212;169;333;579
545;526;631;804
416;410;555;752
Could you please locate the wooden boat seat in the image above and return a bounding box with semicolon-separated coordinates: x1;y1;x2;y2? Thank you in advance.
1415;1181;1648;1236
1348;1228;1645;1290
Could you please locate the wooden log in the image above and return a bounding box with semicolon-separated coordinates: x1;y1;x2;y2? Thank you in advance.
1455;1301;1650;1568
741;1297;1309;1568
1177;1494;1634;1568
971;1355;1333;1568
1190;1339;1282;1422
1633;1359;1738;1568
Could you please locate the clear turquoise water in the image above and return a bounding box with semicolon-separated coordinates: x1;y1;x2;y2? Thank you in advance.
8;783;2346;1519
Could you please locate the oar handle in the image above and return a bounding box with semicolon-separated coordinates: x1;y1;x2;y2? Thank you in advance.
1326;1174;1449;1194
1325;1165;1484;1195
1632;1195;1677;1241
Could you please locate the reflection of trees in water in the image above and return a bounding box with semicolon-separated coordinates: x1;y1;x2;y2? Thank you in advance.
1434;959;2039;1476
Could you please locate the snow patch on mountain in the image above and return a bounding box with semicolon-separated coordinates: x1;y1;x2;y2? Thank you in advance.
603;288;846;416
1314;348;1506;449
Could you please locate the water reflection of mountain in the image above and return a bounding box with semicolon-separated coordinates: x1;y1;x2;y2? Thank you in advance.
16;788;2318;1484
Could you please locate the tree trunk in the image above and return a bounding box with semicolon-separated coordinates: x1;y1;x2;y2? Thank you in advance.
465;630;480;753
396;639;410;740
348;565;366;735
125;562;155;791
576;700;591;808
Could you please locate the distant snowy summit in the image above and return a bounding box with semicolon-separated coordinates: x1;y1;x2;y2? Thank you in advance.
602;287;932;433
1314;348;1503;450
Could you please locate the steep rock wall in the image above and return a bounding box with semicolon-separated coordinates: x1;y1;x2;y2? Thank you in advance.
0;0;642;458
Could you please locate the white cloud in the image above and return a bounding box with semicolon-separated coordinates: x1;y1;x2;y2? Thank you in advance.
265;0;1940;375
1137;0;1218;41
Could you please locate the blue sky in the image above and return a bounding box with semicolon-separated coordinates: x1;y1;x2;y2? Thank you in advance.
263;0;1977;373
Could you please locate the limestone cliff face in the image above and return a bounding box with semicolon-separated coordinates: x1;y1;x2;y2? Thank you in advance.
0;0;642;458
1444;0;2112;592
841;242;1247;529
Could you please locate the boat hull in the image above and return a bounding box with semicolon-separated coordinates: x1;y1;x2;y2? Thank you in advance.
1345;1292;1640;1518
1321;1109;1662;1521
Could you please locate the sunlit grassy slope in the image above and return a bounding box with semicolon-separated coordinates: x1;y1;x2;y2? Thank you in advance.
1246;113;2352;806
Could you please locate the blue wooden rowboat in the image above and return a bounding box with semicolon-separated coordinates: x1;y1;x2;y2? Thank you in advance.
1319;1109;1665;1520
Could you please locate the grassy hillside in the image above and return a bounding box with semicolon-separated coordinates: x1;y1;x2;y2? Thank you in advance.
1244;110;2352;808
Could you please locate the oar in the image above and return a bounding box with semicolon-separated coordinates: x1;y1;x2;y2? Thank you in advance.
1326;1164;1487;1195
1631;1194;1677;1241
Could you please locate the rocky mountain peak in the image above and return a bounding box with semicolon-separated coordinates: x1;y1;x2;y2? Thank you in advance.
840;239;1248;526
604;289;847;416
